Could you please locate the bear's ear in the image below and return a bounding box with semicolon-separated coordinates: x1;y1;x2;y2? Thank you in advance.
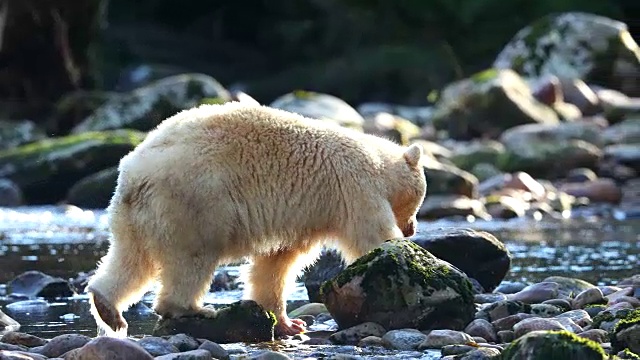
403;143;423;168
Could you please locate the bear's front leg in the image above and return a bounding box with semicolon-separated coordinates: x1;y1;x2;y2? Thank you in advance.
246;249;308;337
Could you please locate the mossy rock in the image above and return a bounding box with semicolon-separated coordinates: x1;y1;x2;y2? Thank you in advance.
66;166;119;209
152;300;276;344
71;73;232;133
0;130;146;204
592;308;635;333
493;12;640;97
320;238;475;332
500;330;609;359
423;158;479;198
611;309;640;354
449;140;506;172
497;139;602;179
431;68;559;140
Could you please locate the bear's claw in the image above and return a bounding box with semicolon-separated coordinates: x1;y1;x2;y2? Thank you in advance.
88;288;127;333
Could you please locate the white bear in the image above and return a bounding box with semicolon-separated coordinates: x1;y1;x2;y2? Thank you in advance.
86;101;427;337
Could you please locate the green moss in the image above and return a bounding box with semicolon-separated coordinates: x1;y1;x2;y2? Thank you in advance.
592;308;634;330
617;348;640;359
612;309;640;352
500;330;608;360
470;68;499;84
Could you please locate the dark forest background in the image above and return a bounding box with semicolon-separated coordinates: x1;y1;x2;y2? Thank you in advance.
1;0;639;121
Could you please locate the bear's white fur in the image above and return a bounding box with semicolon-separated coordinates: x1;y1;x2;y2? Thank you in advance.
86;102;427;337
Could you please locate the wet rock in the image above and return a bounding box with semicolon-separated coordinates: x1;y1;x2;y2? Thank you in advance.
0;343;28;352
0;350;48;360
469;163;503;183
573;288;607;309
168;334;199;352
412;228;511;293
531;75;561;105
441;344;478;356
0;179;23;207
422;158;478;198
507;282;560;304
560;178;622;204
592;307;635;332
498;123;603;177
566;168;599;183
495;282;528;295
598;89;640;122
288;303;328;319
606;287;634;304
0;130;146;204
585;305;607;318
513;318;567;338
497;330;515;343
578;329;609;343
357;336;385;348
555;317;583;333
543;276;597;297
65;167;118;209
418;195;490;221
604;144;640;172
321;239;476;332
477;300;531;323
558;78;602;116
0;332;46;347
301;248;346;303
449;140;506;172
381;329;427;350
197;340;229;360
530;304;563;318
72;74;231;133
501;329;609;359
270;91;364;130
154;350;213;360
491;313;536;332
152;300;275;343
454;347;502;359
542;298;572;312
494;12;640;97
328;322;386;345
32;334;91;358
557;310;592;328
474;293;508;304
250;350;291;360
418;329;474;349
611;309;640;354
602;117;640;145
464;319;497;343
503;172;546;200
0;310;19;334
484;195;528;219
0;120;47;151
362;112;421;145
68;337;153;360
137;336;183;356
431;68;559;140
7;271;74;299
357;103;434;127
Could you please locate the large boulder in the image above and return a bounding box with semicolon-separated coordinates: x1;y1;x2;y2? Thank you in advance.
65;166;119;209
412;228;511;293
422;157;479;198
611;309;640;354
431;68;559;140
321;239;475;331
500;122;605;150
494;12;640;97
71;74;231;133
0;130;146;204
270;90;365;130
498;127;603;178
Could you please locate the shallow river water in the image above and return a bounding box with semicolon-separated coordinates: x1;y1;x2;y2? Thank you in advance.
0;205;638;357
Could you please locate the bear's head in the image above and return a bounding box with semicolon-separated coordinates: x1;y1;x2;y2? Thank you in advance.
388;143;427;237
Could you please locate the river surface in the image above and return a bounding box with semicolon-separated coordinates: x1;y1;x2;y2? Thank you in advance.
0;205;638;350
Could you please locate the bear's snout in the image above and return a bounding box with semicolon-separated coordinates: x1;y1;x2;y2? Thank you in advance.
401;219;416;237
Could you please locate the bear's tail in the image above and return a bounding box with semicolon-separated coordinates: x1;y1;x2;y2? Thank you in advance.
86;200;156;337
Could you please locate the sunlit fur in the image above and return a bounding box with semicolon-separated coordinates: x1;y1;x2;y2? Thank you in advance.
86;102;427;337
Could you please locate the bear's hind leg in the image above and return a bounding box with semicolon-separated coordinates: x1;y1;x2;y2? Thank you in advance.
86;242;157;337
246;248;309;337
153;254;219;319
